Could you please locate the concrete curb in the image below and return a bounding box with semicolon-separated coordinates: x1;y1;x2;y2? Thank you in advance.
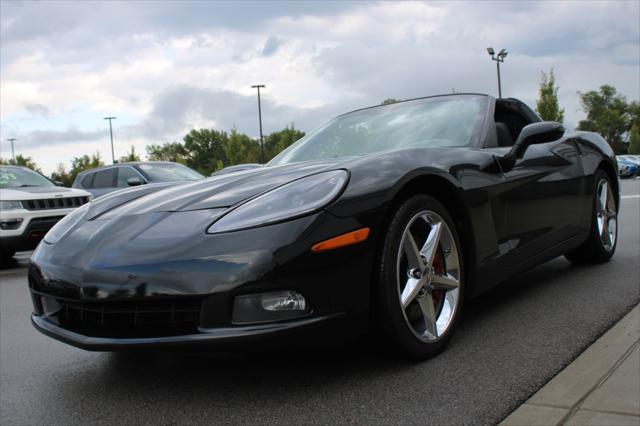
501;305;640;425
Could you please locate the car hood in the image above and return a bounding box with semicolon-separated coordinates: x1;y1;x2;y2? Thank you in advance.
0;186;90;201
86;159;347;220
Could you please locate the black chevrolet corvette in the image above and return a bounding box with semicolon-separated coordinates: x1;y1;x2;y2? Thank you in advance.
29;94;619;359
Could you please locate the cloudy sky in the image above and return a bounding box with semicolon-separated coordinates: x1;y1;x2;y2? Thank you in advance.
1;0;639;175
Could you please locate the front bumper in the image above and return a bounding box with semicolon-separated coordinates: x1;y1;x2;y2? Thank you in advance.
0;215;65;252
28;210;378;350
31;312;348;351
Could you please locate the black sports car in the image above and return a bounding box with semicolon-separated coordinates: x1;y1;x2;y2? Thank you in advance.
29;94;619;359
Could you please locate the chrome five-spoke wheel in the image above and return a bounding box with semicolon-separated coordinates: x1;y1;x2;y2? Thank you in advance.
596;178;617;252
376;194;464;359
397;210;461;342
565;170;618;264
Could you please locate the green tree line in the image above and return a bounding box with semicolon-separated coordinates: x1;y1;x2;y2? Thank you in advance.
0;125;304;186
146;124;304;176
0;154;42;173
536;70;638;154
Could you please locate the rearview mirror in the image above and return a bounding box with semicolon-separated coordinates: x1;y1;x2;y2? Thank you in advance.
127;177;143;186
502;122;565;168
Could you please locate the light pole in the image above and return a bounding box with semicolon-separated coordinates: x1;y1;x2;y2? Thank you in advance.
6;138;17;163
251;84;266;164
487;47;508;98
104;116;117;164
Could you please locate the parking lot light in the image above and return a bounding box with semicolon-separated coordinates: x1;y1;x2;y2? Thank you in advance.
104;116;117;164
487;47;508;98
251;84;266;164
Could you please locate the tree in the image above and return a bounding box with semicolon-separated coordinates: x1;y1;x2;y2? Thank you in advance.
629;125;640;155
0;154;42;172
627;101;639;155
50;163;74;187
225;129;260;166
381;98;400;105
146;142;188;163
629;101;640;124
183;129;229;175
536;69;564;123
264;124;305;161
69;152;104;182
578;85;629;154
144;125;306;175
119;145;141;163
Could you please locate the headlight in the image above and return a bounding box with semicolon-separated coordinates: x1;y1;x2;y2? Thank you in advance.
207;170;348;234
44;203;90;244
0;201;23;210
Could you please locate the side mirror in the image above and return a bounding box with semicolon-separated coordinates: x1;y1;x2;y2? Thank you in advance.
502;122;565;168
54;181;65;187
127;177;143;187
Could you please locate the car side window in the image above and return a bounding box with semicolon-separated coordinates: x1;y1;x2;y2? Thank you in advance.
93;169;116;188
116;166;142;187
81;173;95;189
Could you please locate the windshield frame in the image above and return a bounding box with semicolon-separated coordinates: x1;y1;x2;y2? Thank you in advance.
134;162;204;182
0;166;57;189
269;94;491;166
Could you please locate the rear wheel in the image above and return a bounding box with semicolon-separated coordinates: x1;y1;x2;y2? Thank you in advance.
565;170;618;263
375;195;464;360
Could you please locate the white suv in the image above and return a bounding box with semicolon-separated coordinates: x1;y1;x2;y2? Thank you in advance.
0;166;91;261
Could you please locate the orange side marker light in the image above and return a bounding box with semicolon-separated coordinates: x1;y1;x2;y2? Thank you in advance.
311;228;370;253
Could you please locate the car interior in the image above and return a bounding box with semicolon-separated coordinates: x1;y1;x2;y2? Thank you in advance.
488;99;539;148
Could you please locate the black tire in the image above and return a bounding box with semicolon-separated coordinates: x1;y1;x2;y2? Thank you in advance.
565;169;618;264
374;194;464;360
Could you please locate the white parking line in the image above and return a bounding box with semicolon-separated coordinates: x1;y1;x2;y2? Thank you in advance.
621;195;640;199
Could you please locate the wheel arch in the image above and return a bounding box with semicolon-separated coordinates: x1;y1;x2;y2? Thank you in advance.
376;173;477;296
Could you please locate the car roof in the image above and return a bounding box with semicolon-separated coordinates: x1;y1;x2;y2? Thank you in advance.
0;165;31;170
75;161;177;176
0;165;49;176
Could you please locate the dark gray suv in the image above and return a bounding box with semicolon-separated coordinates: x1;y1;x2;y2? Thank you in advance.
72;162;203;198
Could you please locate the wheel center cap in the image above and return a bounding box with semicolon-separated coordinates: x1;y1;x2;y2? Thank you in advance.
422;267;435;292
425;266;434;282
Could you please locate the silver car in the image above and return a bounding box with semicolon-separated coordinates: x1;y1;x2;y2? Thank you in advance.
72;162;203;198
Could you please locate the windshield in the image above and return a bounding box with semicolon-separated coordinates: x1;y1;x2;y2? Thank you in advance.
137;163;203;182
269;95;487;165
0;167;55;188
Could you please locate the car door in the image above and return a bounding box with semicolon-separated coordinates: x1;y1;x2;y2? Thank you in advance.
485;100;586;273
116;166;146;189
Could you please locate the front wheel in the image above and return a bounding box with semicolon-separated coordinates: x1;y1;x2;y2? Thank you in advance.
375;195;464;360
565;170;618;263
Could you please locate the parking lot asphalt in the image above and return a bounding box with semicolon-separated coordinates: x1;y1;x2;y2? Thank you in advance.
1;179;639;425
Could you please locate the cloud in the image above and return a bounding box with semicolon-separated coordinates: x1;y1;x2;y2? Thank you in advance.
23;103;50;117
262;36;281;57
16;127;103;149
135;85;336;142
0;0;638;175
